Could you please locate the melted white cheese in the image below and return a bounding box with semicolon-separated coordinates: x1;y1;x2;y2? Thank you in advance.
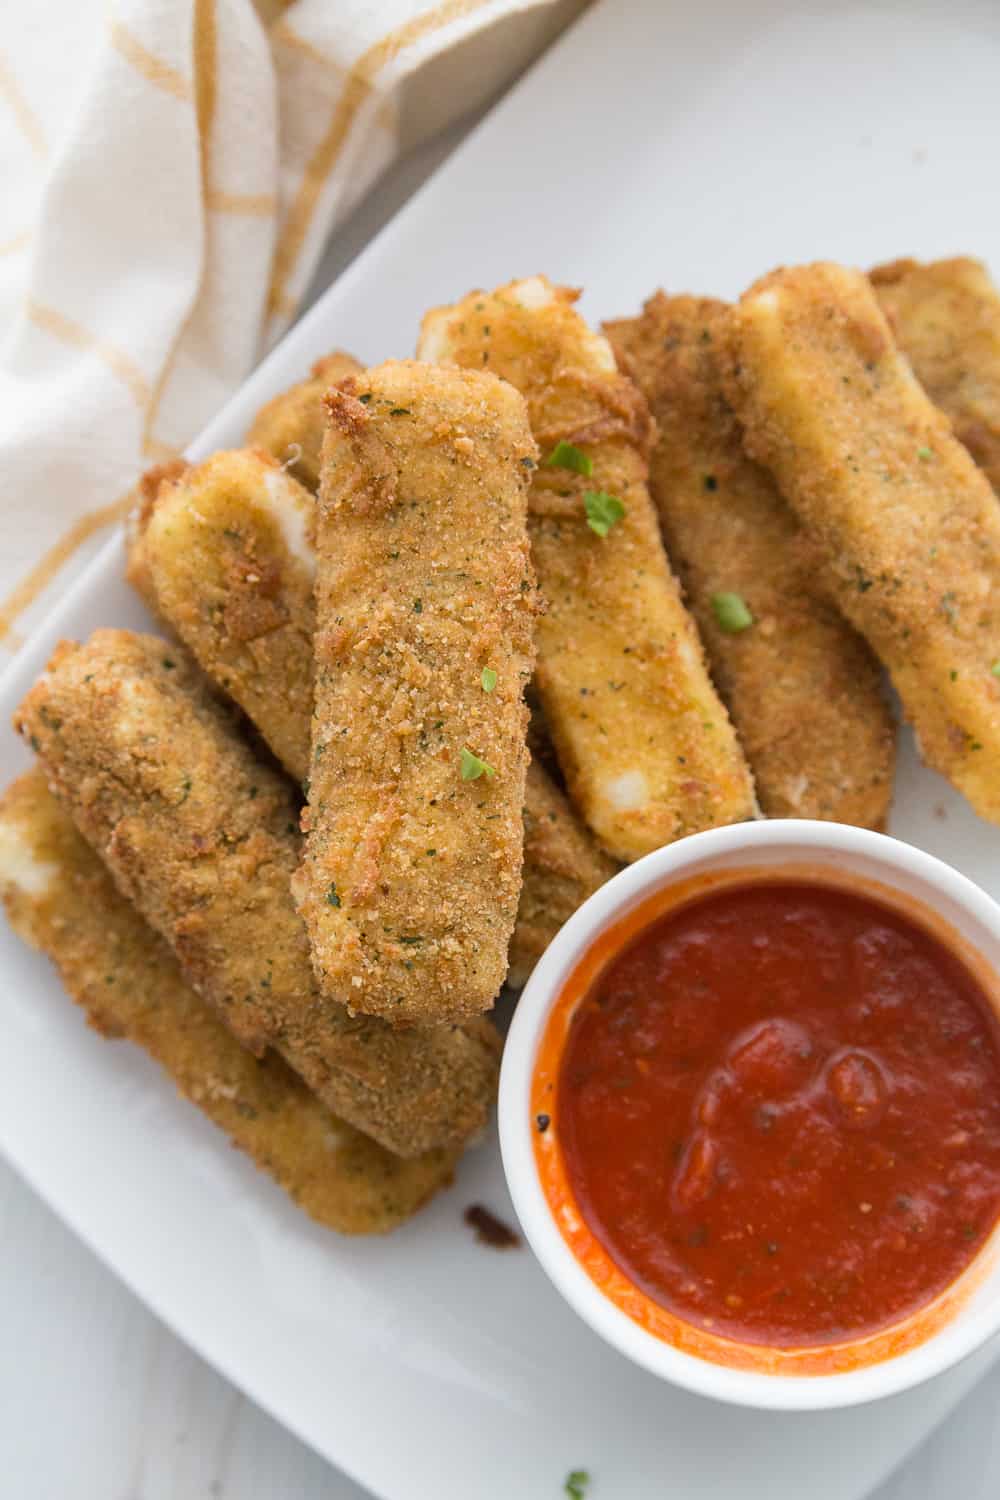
262;469;315;576
0;822;55;896
603;769;649;813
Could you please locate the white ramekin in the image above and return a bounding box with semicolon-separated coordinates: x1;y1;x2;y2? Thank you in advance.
499;818;1000;1410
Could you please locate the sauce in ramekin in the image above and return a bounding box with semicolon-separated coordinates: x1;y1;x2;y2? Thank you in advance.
535;875;1000;1362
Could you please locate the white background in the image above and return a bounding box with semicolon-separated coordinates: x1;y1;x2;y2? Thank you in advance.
3;105;1000;1500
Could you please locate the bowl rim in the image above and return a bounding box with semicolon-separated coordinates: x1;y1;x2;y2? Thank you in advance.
498;817;1000;1411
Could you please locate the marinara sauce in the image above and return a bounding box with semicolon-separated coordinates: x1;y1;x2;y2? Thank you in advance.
555;880;1000;1347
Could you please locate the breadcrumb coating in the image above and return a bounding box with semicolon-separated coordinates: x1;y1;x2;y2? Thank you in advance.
606;293;895;826
247;351;363;491
418;275;756;862
298;361;537;1024
871;258;1000;493
0;769;458;1233
508;760;618;988
727;262;1000;824
129;460;610;985
127;449;317;781
15;631;500;1156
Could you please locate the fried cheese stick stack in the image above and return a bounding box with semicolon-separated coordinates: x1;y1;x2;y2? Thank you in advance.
247;351;363;491
606;293;896;826
15;632;500;1157
871;258;1000;494
127;449;615;984
300;362;537;1025
418;276;756;863
727;262;1000;825
0;770;458;1233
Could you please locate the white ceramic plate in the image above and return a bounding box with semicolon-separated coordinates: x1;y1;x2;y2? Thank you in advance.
3;1;1000;1495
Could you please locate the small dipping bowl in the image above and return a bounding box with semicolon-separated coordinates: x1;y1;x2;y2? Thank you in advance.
499;819;1000;1409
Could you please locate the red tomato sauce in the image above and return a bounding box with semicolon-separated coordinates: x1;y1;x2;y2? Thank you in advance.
555;880;1000;1348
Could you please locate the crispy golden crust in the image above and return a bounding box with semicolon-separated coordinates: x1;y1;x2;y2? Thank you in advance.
871;258;1000;492
247;351;363;491
124;459;190;609
418;276;756;862
127;449;317;782
300;361;537;1024
129;462;607;988
508;760;618;988
727;262;1000;824
14;631;500;1156
606;294;896;827
0;770;458;1233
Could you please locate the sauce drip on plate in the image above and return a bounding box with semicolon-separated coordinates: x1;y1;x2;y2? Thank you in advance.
557;881;1000;1347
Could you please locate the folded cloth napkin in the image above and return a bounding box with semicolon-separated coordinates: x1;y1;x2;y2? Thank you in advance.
0;0;583;661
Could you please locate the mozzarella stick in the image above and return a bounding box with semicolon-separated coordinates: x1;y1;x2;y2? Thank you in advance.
127;449;317;781
727;262;1000;824
0;770;457;1233
129;466;611;984
15;632;500;1157
605;293;896;826
299;361;537;1025
871;258;1000;493
418;276;756;862
247;351;363;491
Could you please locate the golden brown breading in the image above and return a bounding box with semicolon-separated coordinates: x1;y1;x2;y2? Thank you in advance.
727;262;1000;825
15;631;500;1156
128;464;611;984
127;450;317;781
605;293;896;827
0;769;458;1233
508;760;618;988
124;458;190;609
418;276;757;862
298;361;537;1025
871;258;1000;492
247;352;363;491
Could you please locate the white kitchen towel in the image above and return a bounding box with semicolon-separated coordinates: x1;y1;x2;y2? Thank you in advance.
0;0;583;656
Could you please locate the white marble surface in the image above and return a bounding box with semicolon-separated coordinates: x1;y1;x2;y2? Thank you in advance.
3;104;1000;1500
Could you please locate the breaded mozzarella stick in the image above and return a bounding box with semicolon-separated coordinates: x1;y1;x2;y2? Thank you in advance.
606;293;896;826
418;276;756;862
15;632;500;1157
129;475;612;985
248;351;364;491
727;262;1000;825
127;449;317;781
0;770;458;1234
299;361;537;1025
871;257;1000;493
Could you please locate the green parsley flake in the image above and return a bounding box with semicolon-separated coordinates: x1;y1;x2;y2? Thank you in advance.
545;440;593;477
326;883;341;907
992;661;1000;678
413;599;423;613
711;591;754;633
565;1471;591;1500
481;666;498;693
917;446;933;461
583;490;625;537
460;748;495;781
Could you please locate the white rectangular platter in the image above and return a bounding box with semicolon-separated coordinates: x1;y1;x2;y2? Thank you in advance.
2;1;1000;1496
